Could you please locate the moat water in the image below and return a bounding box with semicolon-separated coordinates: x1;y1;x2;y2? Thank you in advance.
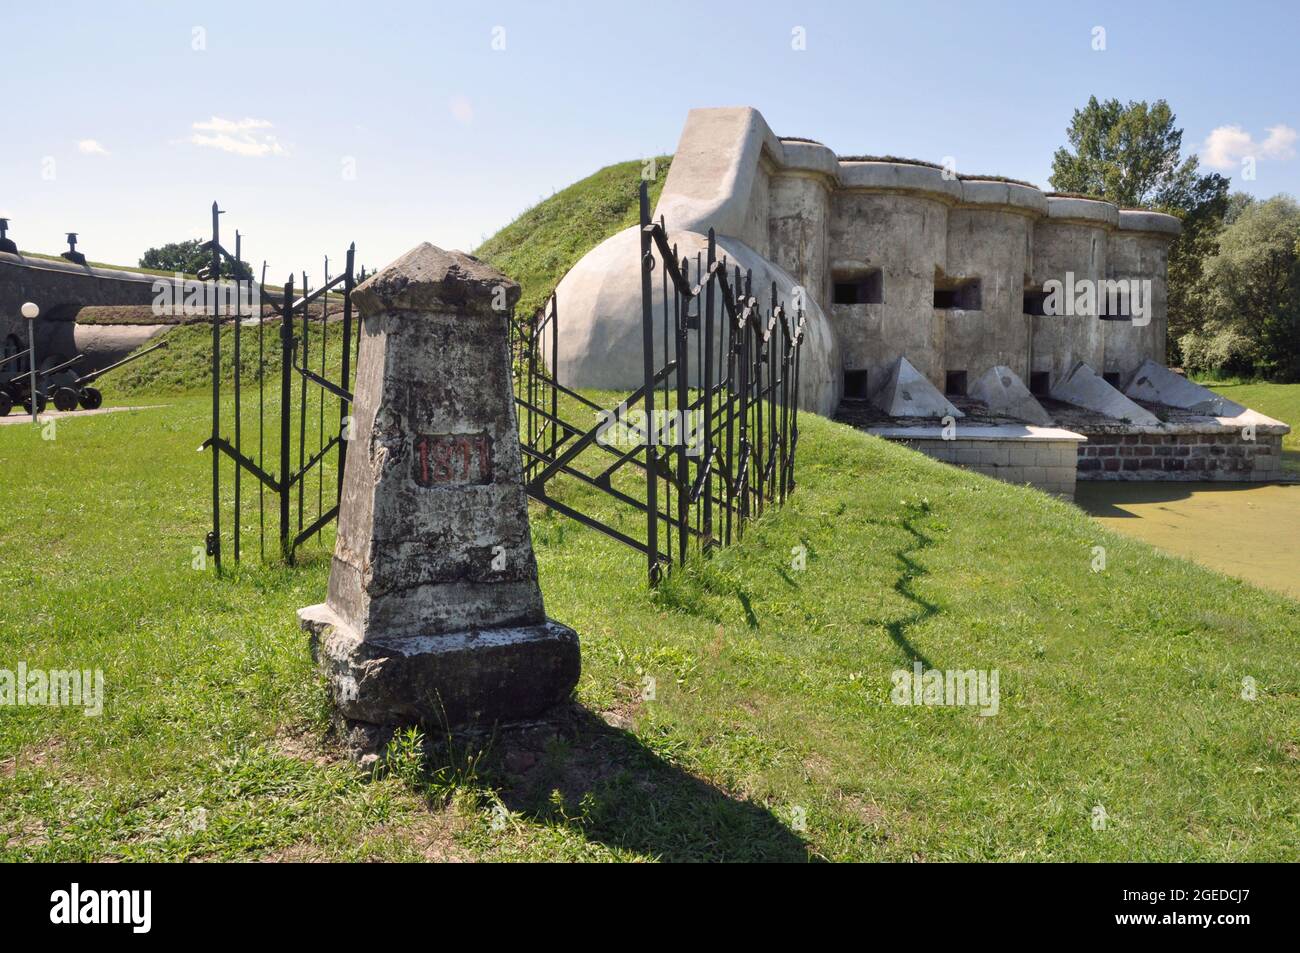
1075;477;1300;600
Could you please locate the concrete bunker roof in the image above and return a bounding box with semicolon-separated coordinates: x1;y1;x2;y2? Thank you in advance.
772;131;1179;236
657;108;1181;239
0;249;170;284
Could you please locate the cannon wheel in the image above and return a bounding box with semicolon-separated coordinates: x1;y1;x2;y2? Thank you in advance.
53;387;80;412
22;391;47;416
0;392;11;417
79;387;103;411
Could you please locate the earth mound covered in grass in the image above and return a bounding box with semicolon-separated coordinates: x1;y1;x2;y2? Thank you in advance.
111;157;674;396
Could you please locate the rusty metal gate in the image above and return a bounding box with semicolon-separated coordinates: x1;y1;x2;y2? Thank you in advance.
512;180;805;585
200;202;360;568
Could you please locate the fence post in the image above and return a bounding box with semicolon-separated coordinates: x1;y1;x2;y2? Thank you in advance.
279;275;295;562
298;271;309;536
675;255;690;565
209;201;222;572
549;293;559;462
233;230;242;562
638;181;660;585
702;230;716;550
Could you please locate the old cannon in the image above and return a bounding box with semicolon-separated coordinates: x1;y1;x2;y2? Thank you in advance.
48;340;169;412
2;353;85;416
0;348;33;416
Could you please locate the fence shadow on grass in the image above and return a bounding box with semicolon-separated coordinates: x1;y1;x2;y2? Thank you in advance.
485;704;816;862
855;507;939;671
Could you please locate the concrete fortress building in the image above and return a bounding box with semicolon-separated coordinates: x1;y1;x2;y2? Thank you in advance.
555;107;1288;495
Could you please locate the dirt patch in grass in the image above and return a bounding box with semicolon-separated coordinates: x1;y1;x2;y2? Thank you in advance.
2;737;67;778
270;724;343;769
1;817;48;850
597;687;646;731
261;812;467;863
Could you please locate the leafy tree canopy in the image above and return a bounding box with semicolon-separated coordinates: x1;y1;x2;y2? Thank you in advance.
1049;96;1228;215
140;239;252;280
1051;97;1232;366
1182;195;1300;381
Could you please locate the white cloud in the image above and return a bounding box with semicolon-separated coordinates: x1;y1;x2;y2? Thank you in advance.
449;95;474;124
188;117;287;157
1202;123;1297;170
77;139;109;155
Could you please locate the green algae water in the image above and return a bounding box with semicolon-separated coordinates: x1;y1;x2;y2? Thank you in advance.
1075;481;1300;600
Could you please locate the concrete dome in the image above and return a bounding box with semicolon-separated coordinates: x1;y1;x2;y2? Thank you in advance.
551;224;841;417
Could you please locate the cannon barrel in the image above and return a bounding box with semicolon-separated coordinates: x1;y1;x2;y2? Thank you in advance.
0;348;32;369
73;340;169;386
6;353;84;388
38;354;85;379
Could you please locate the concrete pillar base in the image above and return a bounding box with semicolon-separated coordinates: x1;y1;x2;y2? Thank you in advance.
299;603;580;750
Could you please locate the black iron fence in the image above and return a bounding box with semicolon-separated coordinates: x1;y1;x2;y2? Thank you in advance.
512;180;805;585
201;202;358;568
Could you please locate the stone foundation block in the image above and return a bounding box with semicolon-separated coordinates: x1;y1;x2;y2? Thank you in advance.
300;603;580;729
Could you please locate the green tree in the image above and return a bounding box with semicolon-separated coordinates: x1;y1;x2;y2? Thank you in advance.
1050;97;1230;362
1181;196;1300;381
140;239;252;280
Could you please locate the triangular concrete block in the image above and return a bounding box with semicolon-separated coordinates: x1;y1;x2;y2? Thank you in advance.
871;356;963;418
969;365;1053;425
1123;358;1246;417
1050;361;1159;425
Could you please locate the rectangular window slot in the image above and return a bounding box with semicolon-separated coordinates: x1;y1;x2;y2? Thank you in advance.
1103;372;1121;388
934;275;981;310
843;369;870;399
945;370;967;397
1099;281;1134;321
1030;371;1051;396
1023;290;1048;316
832;270;882;305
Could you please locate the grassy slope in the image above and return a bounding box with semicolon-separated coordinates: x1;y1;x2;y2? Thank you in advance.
2;162;1297;861
101;157;670;398
1;396;1296;861
1205;381;1300;465
474;157;672;316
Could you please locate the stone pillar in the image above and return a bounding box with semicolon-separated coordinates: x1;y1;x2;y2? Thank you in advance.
299;243;579;756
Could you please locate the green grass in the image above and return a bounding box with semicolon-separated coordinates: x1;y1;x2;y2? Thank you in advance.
1201;380;1300;459
98;154;671;398
2;392;1297;861
474;156;672;316
3;163;1296;861
1200;378;1299;473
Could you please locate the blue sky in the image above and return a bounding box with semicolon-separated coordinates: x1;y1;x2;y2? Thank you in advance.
3;0;1297;284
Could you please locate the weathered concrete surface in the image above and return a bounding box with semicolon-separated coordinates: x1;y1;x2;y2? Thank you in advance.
871;356;963;418
829;190;948;395
969;365;1053;425
551;225;842;416
1123;358;1246;416
550;106;1185;415
299;242;579;750
67;323;170;373
0;251;182;362
301;605;578;727
867;424;1085;497
1050;361;1159;425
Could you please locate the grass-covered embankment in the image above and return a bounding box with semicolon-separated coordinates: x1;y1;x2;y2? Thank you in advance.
474;156;672;316
1204;380;1300;468
1;389;1297;861
2;160;1296;862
